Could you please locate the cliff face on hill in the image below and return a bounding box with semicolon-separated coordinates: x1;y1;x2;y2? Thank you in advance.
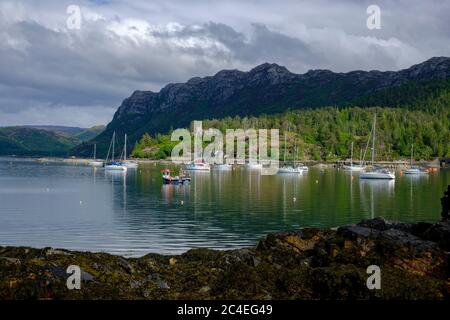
1;187;449;300
72;57;450;157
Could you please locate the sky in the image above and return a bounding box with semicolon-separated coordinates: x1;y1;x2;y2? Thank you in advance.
1;0;450;127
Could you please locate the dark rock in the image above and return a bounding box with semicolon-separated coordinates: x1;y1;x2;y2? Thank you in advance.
423;219;450;251
1;215;449;300
81;270;95;282
0;257;21;265
357;217;413;232
117;257;135;274
149;274;169;289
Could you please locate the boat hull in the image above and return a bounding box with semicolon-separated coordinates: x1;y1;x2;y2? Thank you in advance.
404;169;428;175
105;165;127;171
123;162;138;168
88;161;104;167
213;164;232;170
186;166;210;171
163;178;191;184
278;167;302;174
245;163;263;170
343;165;365;172
360;171;395;179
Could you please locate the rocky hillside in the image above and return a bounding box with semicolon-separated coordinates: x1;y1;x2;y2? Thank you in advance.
1;187;449;299
72;57;450;157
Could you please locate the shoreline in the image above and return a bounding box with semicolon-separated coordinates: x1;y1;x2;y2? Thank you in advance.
0;155;442;169
1;215;449;300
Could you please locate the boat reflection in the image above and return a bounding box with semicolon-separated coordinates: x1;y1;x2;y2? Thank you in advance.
359;179;395;219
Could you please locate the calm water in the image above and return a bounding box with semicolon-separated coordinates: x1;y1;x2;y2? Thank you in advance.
0;157;448;257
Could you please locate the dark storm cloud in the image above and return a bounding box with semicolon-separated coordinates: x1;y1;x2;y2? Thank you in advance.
0;0;449;126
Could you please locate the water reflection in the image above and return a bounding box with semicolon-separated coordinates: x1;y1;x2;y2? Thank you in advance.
0;158;447;257
359;179;395;219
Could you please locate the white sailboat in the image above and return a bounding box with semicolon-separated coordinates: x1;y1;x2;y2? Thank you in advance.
88;144;104;167
245;162;263;170
278;126;302;173
279;138;303;173
105;132;127;171
360;115;395;180
212;151;232;170
213;163;232;170
343;142;365;171
186;161;211;171
404;144;428;175
121;134;138;168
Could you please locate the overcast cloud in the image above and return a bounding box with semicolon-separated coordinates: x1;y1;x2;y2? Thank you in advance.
0;0;449;127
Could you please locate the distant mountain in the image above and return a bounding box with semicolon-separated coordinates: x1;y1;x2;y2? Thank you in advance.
0;125;105;156
69;56;450;157
23;125;105;142
0;127;79;156
73;126;105;142
23;125;86;136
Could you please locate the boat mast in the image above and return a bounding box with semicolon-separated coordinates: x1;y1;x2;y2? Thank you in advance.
350;141;353;167
112;131;115;162
124;134;127;162
93;144;96;161
284;124;289;165
294;140;298;167
411;144;413;166
371;114;376;166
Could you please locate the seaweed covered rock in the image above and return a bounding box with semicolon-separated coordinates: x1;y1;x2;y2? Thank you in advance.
2;185;450;301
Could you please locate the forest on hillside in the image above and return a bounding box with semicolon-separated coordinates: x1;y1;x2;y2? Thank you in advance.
131;105;450;162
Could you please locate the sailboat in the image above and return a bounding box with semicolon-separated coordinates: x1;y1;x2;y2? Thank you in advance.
121;134;138;168
343;142;365;171
404;144;428;175
360;115;395;180
293;141;309;172
105;132;127;171
88;144;104;167
212;151;232;170
278;126;302;173
186;161;211;171
279;138;303;173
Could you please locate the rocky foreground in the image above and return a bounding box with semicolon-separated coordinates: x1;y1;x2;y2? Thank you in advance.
1;188;450;300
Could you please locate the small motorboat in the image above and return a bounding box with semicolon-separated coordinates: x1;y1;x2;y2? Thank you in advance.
162;169;191;184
